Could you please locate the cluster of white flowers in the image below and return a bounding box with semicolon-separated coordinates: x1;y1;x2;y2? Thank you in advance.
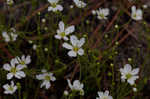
47;0;63;12
67;79;84;95
55;21;85;57
2;55;31;94
2;28;18;42
120;64;139;86
36;69;56;89
92;8;110;20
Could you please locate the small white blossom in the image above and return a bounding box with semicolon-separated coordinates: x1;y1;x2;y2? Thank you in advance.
3;58;26;80
120;64;139;85
96;90;113;99
2;28;18;42
64;90;69;96
48;0;63;12
131;6;143;21
33;44;37;50
15;55;31;68
36;69;56;89
94;8;109;20
73;0;86;8
62;35;85;57
3;81;17;94
133;87;137;92
67;79;84;95
55;21;75;41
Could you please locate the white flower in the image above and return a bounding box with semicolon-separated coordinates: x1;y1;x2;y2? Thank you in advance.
3;81;17;94
55;21;75;41
6;0;14;5
64;90;69;96
16;55;31;68
95;8;109;20
3;58;26;80
131;6;143;21
36;70;56;89
119;64;139;85
33;44;37;50
67;79;84;95
62;35;85;57
73;0;86;8
2;30;18;42
96;90;113;99
133;87;137;92
48;0;63;12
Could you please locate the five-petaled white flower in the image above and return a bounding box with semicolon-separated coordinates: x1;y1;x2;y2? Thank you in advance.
3;81;17;94
96;90;113;99
3;58;26;80
94;8;109;20
55;21;75;41
48;0;63;12
62;35;85;57
2;28;18;42
73;0;86;8
15;55;31;68
36;69;56;89
131;6;143;21
119;64;139;85
67;79;84;95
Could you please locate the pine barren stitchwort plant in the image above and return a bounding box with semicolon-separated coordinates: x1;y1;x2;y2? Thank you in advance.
0;0;150;98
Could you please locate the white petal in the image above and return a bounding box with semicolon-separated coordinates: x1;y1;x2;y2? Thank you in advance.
55;35;62;39
3;64;11;71
124;64;132;72
131;6;136;12
70;35;78;46
127;78;135;85
104;90;109;96
59;21;65;31
63;36;69;41
78;48;84;56
56;5;63;11
62;43;73;49
48;6;53;11
67;79;73;89
7;73;14;80
131;68;139;75
65;25;75;35
77;38;85;47
45;82;51;89
16;65;24;70
25;55;31;64
68;51;77;57
18;71;26;77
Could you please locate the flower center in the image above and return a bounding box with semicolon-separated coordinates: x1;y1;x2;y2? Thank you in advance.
59;32;66;37
133;13;137;18
126;73;132;79
8;86;14;91
102;96;108;99
10;67;17;74
51;3;57;8
45;75;51;81
99;14;104;18
73;46;79;52
20;61;25;65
